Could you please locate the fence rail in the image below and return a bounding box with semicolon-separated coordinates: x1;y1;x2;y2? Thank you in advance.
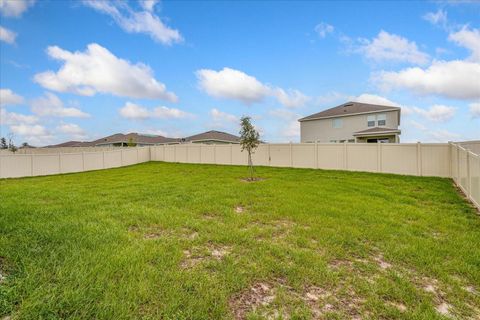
1;142;479;210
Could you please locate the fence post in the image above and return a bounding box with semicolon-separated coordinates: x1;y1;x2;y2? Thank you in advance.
230;144;233;164
31;154;34;176
290;142;293;167
457;145;460;183
214;144;217;164
448;142;452;178
174;145;177;163
136;147;139;163
102;151;105;168
343;141;348;170
467;150;472;198
315;141;318;169
416;142;422;176
377;142;381;173
82;152;85;171
268;143;271;166
58;152;61;173
120;149;124;166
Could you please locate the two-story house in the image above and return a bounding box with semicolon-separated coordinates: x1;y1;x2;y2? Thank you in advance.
298;101;401;143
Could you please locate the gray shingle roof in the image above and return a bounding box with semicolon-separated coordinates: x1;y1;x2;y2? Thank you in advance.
353;127;401;136
298;101;400;122
183;130;240;143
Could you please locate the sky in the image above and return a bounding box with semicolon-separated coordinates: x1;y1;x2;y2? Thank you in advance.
0;0;479;146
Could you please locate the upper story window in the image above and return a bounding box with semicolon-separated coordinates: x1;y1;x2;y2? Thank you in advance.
377;114;386;126
332;118;343;128
367;113;387;127
367;115;375;127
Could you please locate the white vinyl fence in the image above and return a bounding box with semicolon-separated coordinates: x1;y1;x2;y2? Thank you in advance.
1;142;479;210
0;147;150;178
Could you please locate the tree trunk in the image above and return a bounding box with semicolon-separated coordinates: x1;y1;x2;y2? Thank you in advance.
248;151;253;180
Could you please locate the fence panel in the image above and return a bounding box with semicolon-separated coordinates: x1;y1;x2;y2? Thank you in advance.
381;144;417;175
252;144;269;166
200;145;215;164
421;144;450;177
317;144;344;170
215;145;232;165
138;147;150;162
231;145;248;165
269;144;291;167
470;153;480;208
83;152;103;171
104;150;122;168
292;144;316;168
33;154;60;176
60;153;83;173
0;155;32;178
175;145;188;163
346;144;378;172
186;145;201;163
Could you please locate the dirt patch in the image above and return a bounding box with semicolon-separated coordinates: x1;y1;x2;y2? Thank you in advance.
235;206;245;213
303;284;365;319
388;301;407;312
419;277;455;317
180;250;205;269
143;232;163;239
201;212;219;220
180;244;230;269
230;282;276;319
240;177;266;183
373;253;392;270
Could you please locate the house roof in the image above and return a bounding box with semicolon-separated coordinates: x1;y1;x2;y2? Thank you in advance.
183;130;240;143
91;133;180;145
45;141;92;148
298;101;400;122
353;127;401;136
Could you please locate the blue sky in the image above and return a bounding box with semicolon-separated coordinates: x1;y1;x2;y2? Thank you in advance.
0;0;479;146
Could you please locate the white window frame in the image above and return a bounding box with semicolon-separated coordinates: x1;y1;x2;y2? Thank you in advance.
367;115;375;127
377;114;386;126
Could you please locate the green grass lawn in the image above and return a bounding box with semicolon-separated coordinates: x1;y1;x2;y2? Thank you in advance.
1;162;479;319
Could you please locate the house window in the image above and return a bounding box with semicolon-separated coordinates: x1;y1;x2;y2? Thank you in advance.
332;118;343;128
367;115;375;127
377;114;386;126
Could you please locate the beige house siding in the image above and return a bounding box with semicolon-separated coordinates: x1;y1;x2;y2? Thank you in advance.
300;110;400;143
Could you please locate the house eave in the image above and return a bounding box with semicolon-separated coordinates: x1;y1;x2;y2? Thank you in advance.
298;108;401;122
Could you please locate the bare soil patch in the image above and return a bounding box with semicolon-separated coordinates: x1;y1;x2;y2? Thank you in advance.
180;244;231;269
230;282;276;319
234;205;245;213
240;177;266;183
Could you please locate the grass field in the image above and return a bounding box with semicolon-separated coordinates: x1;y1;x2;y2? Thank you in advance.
1;162;479;319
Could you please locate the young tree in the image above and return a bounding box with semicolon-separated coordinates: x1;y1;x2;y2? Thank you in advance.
127;137;137;147
7;134;17;153
0;137;7;149
239;116;260;180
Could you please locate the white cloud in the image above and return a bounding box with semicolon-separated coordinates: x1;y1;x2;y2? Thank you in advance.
30;92;90;118
34;43;178;101
196;67;309;108
448;26;480;62
469;102;480;118
119;102;150;120
119;102;191;120
9;123;54;146
56;123;87;140
0;25;16;44
210;108;239;130
0;88;24;106
314;91;350;106
269;108;301;141
196;68;269;104
82;0;182;45
428;129;460;142
273;88;310;108
423;9;448;27
0;108;37;125
413;104;456;122
314;22;334;38
352;93;414;116
358;30;429;65
0;0;35;17
139;0;159;12
375;59;480;100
